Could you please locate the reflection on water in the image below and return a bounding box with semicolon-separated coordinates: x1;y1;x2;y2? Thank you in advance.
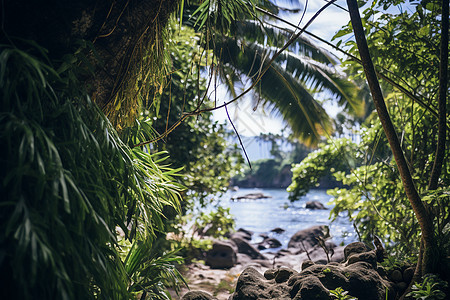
220;188;357;249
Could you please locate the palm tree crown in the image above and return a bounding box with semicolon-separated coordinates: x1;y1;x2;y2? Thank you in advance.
184;0;364;145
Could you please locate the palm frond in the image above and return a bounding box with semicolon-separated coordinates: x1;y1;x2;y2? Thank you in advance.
234;20;338;65
215;38;333;145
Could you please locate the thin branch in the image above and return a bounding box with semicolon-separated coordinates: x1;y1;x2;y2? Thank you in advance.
225;102;252;169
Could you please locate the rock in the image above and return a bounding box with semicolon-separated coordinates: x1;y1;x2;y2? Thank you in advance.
395;282;408;293
277;248;293;256
181;291;218;300
343;242;371;260
237;228;253;238
346;250;377;268
301;260;315;270
403;266;415;283
229;228;253;241
232;192;272;201
257;237;282;250
288;225;327;250
231;236;267;260
262;267;297;283
275;267;297;283
290;275;330;300
264;268;277;280
303;244;342;264
305;201;327;210
259;233;269;239
231;246;395;300
231;267;291;300
289;262;394;300
205;240;237;269
271;227;286;234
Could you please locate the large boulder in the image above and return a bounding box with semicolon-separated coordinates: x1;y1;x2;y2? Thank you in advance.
230;246;396;300
205;240;237;269
305;201;327;210
287;225;326;250
299;243;344;264
229;228;253;241
230;267;293;300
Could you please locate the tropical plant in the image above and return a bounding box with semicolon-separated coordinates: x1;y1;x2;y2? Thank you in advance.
138;23;242;206
288;1;449;272
329;287;358;300
288;138;361;200
193;206;235;238
0;42;183;299
407;274;448;300
180;0;365;146
345;0;448;277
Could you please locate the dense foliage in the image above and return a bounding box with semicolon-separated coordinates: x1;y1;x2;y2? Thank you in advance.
0;44;184;299
289;0;449;272
147;25;242;205
287;138;361;200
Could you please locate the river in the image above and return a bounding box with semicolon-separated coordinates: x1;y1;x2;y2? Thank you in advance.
220;188;357;249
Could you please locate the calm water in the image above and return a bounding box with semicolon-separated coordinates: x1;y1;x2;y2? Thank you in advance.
220;188;357;249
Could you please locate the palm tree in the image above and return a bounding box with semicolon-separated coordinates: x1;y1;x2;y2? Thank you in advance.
182;0;364;145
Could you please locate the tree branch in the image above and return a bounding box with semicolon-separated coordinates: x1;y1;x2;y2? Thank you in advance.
346;0;434;273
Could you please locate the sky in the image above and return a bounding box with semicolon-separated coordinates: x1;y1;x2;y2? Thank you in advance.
212;0;352;137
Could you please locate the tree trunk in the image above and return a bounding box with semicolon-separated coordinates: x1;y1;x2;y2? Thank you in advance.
1;0;179;124
346;0;436;274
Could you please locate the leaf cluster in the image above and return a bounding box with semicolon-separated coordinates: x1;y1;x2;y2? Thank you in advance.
407;274;448;300
287;138;361;200
0;43;183;299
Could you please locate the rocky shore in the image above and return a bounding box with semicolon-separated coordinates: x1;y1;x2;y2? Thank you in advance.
172;225;415;300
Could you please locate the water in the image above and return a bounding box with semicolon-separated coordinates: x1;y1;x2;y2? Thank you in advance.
220;188;357;250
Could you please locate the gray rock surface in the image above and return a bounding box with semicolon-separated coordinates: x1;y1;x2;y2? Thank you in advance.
205;240;237;269
343;242;372;260
232;192;272;200
305;201;327;210
257;237;282;250
181;290;218;300
287;225;326;250
230;247;396;300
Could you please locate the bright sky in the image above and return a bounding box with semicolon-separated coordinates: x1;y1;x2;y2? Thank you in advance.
212;0;351;136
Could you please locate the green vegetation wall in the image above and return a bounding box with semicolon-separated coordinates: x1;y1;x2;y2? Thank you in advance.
0;1;187;299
